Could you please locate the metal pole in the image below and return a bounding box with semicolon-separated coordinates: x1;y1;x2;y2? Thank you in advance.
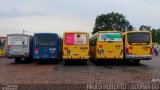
23;29;24;34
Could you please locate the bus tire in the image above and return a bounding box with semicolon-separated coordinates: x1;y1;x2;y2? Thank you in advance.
37;60;42;64
51;59;59;64
64;60;70;65
133;60;140;64
25;57;33;63
15;58;21;63
83;60;87;65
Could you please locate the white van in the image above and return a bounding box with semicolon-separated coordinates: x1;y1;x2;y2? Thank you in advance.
5;34;33;63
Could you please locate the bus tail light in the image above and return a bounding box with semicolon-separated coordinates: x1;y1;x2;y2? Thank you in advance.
98;45;103;48
150;48;152;55
64;47;68;50
34;48;39;54
34;48;39;51
129;46;133;50
7;45;11;48
126;48;129;55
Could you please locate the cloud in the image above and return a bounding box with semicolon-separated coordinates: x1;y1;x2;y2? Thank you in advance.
0;8;46;18
0;15;94;36
0;0;160;36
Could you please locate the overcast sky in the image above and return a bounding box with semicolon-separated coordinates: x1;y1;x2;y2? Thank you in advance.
0;0;160;36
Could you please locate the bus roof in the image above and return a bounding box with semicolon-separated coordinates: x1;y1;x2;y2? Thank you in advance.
7;34;32;36
97;31;121;33
0;37;6;39
63;32;88;34
90;31;122;39
123;30;151;34
34;33;58;35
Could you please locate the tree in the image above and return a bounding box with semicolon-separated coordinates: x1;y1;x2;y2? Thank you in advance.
0;40;3;48
139;25;151;31
0;39;6;48
156;29;160;44
151;28;157;42
92;12;133;35
150;28;160;44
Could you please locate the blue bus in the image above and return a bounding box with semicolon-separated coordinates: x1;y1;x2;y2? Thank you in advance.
33;33;62;63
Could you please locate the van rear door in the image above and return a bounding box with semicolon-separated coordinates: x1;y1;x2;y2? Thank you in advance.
6;35;29;57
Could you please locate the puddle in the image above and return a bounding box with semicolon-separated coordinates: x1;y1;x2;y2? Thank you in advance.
152;78;160;83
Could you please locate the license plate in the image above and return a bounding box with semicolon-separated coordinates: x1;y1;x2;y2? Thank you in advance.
136;57;141;59
73;54;79;56
108;52;113;54
43;55;48;57
15;52;19;54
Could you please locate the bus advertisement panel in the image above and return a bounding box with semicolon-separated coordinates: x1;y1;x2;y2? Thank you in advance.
65;33;87;45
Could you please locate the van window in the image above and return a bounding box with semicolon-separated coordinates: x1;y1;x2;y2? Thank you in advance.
8;35;28;45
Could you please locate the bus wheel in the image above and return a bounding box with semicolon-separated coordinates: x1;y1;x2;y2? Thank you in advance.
133;60;140;64
37;60;42;64
86;60;88;65
83;60;88;65
15;58;22;63
64;60;70;65
25;58;33;63
51;59;59;64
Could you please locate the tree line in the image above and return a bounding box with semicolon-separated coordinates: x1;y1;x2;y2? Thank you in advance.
0;40;4;48
92;12;160;44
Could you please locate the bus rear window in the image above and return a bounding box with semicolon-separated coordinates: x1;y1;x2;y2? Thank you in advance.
35;34;56;46
128;33;150;44
65;33;87;45
8;35;28;45
98;33;122;41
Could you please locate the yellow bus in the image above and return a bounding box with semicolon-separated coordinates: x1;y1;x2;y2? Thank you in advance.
0;49;5;57
90;31;123;60
123;31;152;64
62;32;90;62
0;37;6;57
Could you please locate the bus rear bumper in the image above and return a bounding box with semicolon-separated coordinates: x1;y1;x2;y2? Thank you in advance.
5;54;29;58
126;55;152;60
96;55;123;60
33;56;58;59
63;56;89;59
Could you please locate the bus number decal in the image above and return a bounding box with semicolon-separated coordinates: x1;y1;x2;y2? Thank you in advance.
115;45;122;49
142;46;148;51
